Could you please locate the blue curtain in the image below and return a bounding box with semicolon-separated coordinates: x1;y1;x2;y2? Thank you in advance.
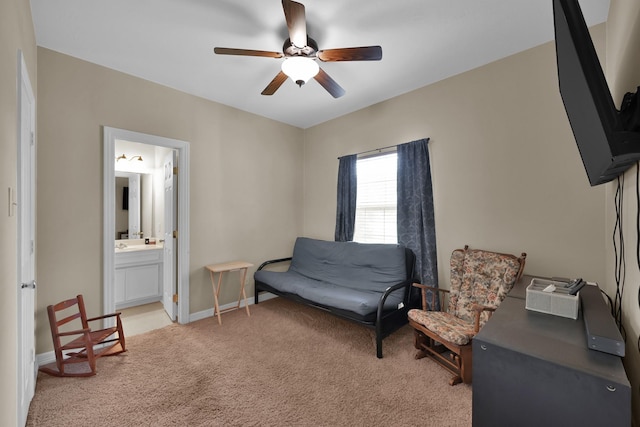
397;138;438;297
334;154;357;241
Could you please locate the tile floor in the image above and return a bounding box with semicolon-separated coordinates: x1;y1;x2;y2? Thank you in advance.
119;302;174;336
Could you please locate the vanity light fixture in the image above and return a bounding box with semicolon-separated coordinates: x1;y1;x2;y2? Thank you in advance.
116;154;127;162
129;155;143;162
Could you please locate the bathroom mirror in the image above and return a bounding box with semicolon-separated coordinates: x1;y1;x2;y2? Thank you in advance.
115;172;152;239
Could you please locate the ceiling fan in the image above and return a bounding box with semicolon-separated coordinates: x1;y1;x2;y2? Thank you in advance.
214;0;382;98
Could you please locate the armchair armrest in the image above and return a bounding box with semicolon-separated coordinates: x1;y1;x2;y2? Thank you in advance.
412;283;448;311
471;304;497;333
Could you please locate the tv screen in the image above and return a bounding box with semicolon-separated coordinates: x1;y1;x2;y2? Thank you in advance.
554;0;640;186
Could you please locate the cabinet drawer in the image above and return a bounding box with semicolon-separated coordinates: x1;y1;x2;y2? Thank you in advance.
115;249;162;267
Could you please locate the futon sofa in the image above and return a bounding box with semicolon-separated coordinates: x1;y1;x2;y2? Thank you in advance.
254;237;417;358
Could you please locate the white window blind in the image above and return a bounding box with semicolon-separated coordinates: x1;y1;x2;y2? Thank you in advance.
353;152;397;244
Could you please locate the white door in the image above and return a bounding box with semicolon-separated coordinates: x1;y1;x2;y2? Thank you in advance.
162;151;177;320
17;51;36;427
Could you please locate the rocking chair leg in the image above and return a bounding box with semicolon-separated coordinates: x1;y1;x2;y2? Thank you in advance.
459;345;473;384
413;330;430;359
414;350;429;360
447;351;463;386
413;329;429;349
449;376;463;386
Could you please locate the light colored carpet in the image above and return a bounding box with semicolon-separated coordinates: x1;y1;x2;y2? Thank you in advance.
27;298;472;426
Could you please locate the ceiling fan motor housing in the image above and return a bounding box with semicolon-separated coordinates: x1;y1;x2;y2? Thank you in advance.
283;37;318;58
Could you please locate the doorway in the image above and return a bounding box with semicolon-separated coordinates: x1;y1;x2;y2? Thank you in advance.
103;127;190;325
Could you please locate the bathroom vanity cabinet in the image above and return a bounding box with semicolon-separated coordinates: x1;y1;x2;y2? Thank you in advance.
115;247;163;309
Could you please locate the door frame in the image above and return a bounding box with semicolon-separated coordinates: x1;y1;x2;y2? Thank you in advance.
103;127;190;324
16;49;36;427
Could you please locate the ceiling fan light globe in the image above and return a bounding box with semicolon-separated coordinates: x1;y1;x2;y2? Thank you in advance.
281;57;319;86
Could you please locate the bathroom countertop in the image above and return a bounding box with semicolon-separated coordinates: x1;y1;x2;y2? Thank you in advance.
115;241;164;253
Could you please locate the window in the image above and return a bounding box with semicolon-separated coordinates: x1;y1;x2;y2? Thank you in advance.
353;152;397;244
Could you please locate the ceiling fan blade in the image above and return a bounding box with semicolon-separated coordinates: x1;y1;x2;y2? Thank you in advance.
282;0;307;48
314;68;345;98
317;46;383;62
261;71;289;96
214;47;283;58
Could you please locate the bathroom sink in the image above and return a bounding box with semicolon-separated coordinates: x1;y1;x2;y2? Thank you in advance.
115;243;163;253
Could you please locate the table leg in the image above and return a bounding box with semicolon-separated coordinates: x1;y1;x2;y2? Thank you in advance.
238;267;251;317
210;270;223;325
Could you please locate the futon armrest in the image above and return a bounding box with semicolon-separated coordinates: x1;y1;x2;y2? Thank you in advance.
377;281;410;320
257;257;293;271
381;281;411;305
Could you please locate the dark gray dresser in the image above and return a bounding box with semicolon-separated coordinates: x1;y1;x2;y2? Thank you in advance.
472;278;631;426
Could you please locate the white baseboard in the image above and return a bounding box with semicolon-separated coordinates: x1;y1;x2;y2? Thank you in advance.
188;292;277;322
36;351;56;368
36;293;280;366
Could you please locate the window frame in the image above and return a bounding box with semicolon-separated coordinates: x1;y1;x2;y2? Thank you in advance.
352;150;398;244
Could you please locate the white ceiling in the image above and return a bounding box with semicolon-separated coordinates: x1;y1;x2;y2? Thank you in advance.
30;0;610;129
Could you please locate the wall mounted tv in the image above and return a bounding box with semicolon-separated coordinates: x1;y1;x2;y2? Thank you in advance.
554;0;640;186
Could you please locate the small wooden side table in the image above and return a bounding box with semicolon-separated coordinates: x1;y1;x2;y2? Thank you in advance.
205;261;253;325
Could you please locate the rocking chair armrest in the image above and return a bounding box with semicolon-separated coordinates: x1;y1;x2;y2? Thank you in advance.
471;304;497;333
412;283;450;296
412;283;448;311
85;312;122;323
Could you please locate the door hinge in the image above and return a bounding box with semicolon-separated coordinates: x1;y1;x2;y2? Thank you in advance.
31;240;34;254
21;280;36;289
173;230;178;238
173;166;178;175
30;132;35;146
172;294;178;303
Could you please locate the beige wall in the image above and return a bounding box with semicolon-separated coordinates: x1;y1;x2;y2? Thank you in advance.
606;0;640;423
0;0;36;425
20;1;640;424
36;48;304;354
304;27;607;290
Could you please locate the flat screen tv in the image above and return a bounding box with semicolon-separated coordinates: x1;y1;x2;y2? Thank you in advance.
554;0;640;186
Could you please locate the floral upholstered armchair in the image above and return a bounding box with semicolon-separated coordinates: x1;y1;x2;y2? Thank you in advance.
408;245;526;385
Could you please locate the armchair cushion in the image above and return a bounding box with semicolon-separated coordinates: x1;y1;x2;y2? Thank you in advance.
408;309;475;345
408;246;526;385
449;247;523;327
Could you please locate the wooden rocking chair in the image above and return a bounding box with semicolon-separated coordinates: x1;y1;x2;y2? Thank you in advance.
39;294;126;377
408;246;526;385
